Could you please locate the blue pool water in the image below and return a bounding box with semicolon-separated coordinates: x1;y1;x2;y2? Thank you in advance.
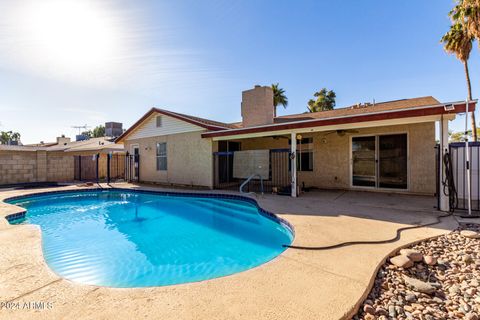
7;190;292;287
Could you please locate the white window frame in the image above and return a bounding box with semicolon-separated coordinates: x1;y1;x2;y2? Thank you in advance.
130;144;140;179
349;132;409;191
156;142;167;171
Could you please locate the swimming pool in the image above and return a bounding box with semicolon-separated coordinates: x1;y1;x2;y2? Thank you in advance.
6;190;293;287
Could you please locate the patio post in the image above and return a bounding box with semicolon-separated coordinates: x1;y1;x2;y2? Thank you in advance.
439;115;449;211
291;132;297;197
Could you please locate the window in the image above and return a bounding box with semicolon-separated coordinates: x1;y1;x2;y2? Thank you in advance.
156;142;167;170
297;150;313;171
288;138;314;172
156;116;162;127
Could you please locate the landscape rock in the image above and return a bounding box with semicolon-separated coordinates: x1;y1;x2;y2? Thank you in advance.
423;255;437;265
390;255;413;268
465;312;479;320
364;314;375;320
375;307;388;316
399;248;423;262
355;225;480;320
363;304;375;315
388;305;396;318
460;230;480;239
403;275;436;294
405;294;417;302
463;254;474;264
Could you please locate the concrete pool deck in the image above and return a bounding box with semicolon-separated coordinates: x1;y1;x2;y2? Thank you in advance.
0;183;459;320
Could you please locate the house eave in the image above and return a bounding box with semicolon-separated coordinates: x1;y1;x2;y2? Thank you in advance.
201;100;476;140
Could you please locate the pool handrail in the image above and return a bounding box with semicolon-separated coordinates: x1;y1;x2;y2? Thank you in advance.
239;173;264;196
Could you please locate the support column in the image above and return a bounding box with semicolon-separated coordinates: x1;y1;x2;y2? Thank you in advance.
291;132;297;197
439;116;449;211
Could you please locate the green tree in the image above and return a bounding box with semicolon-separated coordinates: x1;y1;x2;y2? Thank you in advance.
449;128;480;142
307;88;336;112
0;131;21;145
92;125;105;138
81;130;92;138
442;6;477;141
271;83;288;117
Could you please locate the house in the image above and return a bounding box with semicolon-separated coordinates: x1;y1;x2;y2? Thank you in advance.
116;85;475;204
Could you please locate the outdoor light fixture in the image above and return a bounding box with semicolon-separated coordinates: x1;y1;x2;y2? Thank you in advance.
444;104;455;111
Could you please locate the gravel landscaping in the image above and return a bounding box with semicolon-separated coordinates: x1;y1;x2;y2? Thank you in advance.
354;223;480;320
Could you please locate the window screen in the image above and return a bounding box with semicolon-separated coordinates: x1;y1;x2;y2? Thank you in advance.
156;142;167;170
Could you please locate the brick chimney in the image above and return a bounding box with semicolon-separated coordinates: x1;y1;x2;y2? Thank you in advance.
241;85;274;127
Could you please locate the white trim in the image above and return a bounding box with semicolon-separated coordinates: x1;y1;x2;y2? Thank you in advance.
130;143;139;153
439;117;449;211
155;142;168;171
130;144;139;180
349;132;409;191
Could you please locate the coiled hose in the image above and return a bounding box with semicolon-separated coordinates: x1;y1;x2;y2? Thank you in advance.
442;151;457;213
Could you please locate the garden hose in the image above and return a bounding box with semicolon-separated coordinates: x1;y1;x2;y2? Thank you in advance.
283;213;452;250
442;151;457;213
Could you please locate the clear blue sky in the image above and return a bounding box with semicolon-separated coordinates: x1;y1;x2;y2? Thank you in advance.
0;0;478;143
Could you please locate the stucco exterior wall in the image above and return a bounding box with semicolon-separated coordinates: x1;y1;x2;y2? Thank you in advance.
237;122;436;195
125;131;214;188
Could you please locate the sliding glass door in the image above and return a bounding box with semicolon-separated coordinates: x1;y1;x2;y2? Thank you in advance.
352;136;376;187
351;134;408;189
378;134;408;189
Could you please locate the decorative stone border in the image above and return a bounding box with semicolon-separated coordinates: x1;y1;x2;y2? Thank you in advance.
345;230;458;319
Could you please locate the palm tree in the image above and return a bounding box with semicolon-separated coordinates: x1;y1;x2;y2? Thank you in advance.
441;22;477;140
307;88;336;112
453;0;480;42
271;83;288;117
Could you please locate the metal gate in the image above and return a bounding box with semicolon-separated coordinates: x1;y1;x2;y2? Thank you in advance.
74;155;98;181
74;154;132;183
107;154;127;182
449;142;480;211
213;149;290;193
125;153;140;182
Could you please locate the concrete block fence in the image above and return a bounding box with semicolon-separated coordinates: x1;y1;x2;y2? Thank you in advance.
0;150;74;185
